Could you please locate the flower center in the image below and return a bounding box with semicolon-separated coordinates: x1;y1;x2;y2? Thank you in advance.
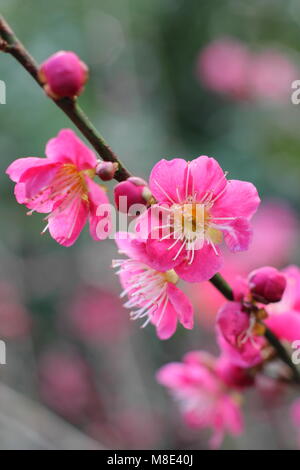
163;200;223;264
173;202;212;240
54;164;93;202
164;269;179;284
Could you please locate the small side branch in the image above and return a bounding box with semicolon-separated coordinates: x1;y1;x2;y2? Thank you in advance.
210;273;234;301
209;272;300;384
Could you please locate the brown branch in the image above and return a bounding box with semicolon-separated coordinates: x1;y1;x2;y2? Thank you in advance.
0;15;131;182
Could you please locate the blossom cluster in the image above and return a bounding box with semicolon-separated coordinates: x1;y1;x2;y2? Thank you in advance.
5;47;300;449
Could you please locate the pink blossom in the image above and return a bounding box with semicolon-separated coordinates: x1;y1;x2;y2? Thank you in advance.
197;38;251;99
265;265;300;342
112;232;193;339
184;350;254;389
157;352;244;448
217;301;265;368
39;51;88;99
67;286;129;344
188;201;299;325
137;157;260;283
215;265;300;365
249;50;298;102
6;129;111;246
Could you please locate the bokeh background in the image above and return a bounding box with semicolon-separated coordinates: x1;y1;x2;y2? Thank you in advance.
0;0;300;449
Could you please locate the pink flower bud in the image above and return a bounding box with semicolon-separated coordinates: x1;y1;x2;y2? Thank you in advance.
96;161;118;181
39;51;88;99
215;356;254;389
248;266;286;304
114;178;151;213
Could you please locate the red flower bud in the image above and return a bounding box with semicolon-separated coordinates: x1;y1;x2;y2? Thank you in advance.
39;51;88;99
114;178;151;213
96;161;118;181
248;266;286;304
216;356;254;388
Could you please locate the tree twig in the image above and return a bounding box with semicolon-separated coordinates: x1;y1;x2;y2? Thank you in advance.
210;273;234;301
0;15;131;182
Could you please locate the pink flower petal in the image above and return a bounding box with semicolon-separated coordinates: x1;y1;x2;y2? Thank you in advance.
175;243;224;282
266;311;300;342
115;232;150;264
217;301;264;368
145;237;186;271
156;363;186;388
14;182;55;213
134;203;173;243
167;283;194;329
222;217;252;252
85;177;111;241
154;301;178;340
48;197;89;246
212;179;260;219
220;395;244;435
6;157;51;183
189;156;227;201
45;129;97;170
18;163;59;202
149;159;188;203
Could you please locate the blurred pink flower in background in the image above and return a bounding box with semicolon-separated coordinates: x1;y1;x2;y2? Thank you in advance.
232;201;299;271
249;51;298;102
67;285;130;345
197;38;250;99
215;354;254;389
188;201;299;326
0;282;31;339
157;351;244;448
38;351;99;422
87;409;163;449
197;38;298;102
